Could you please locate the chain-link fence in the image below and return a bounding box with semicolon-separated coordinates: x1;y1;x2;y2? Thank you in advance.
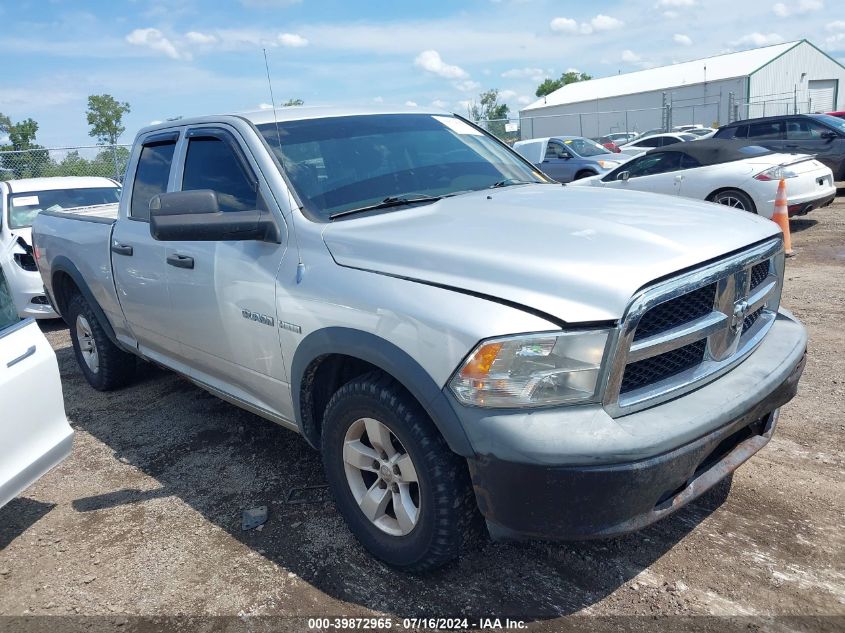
0;144;131;182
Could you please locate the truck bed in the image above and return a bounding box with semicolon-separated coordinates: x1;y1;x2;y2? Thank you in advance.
32;205;125;331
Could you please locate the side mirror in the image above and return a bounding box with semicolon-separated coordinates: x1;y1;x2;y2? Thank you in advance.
149;190;281;243
820;130;837;141
618;171;630;182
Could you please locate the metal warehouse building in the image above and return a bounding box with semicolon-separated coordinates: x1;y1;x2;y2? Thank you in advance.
519;39;845;140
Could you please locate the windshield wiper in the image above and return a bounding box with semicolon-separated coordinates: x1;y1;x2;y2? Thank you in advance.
488;178;541;189
329;194;442;220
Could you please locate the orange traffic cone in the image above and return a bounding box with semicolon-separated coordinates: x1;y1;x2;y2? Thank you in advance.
772;178;794;257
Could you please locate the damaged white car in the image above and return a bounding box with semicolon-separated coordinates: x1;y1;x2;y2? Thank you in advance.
1;176;121;318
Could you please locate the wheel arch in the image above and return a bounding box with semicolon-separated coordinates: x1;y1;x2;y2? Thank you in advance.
50;256;120;346
706;187;758;213
291;327;474;457
575;169;598;180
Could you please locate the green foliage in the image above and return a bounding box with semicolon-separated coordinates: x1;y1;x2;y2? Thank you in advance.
0;115;49;179
86;94;131;145
467;89;510;140
535;71;593;98
282;98;304;106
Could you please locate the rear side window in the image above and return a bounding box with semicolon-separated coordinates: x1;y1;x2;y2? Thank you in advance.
785;119;830;140
681;155;702;169
659;137;682;146
714;125;747;139
181;137;257;212
627;152;683;178
747;121;784;140
130;140;177;221
637;137;661;147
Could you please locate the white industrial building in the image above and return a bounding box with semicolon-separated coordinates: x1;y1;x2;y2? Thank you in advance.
519;40;845;140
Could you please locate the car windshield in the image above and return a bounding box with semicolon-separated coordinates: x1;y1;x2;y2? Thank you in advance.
561;137;610;157
7;186;120;229
257;114;548;220
812;114;845;133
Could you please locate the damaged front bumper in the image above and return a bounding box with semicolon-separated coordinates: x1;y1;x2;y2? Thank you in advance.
453;310;807;541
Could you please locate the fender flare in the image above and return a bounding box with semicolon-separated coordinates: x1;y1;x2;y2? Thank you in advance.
290;327;475;457
50;255;121;347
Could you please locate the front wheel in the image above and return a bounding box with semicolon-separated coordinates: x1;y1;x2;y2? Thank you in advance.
321;371;476;571
710;189;757;213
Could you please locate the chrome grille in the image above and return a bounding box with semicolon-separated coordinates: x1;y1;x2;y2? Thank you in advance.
604;238;784;417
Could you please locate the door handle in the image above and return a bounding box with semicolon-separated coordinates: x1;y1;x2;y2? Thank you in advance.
111;242;133;256
785;144;798;148
166;253;194;269
7;345;36;368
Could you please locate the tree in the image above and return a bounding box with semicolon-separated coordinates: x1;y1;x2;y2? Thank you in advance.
282;98;304;106
467;89;510;140
0;115;50;179
86;94;131;145
535;71;593;98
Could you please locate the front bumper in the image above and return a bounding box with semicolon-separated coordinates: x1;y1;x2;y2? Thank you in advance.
3;261;58;319
457;310;807;540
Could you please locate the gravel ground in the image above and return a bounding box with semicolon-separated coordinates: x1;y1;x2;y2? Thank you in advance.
1;194;843;632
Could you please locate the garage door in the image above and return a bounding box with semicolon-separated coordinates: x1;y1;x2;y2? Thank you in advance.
808;79;836;112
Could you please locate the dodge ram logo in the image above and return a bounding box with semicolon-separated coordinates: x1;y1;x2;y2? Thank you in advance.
730;299;749;334
241;309;274;327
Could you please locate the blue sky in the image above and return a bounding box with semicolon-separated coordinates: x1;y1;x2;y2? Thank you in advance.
1;0;843;147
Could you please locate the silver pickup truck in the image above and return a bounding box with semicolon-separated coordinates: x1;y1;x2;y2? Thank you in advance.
32;106;807;570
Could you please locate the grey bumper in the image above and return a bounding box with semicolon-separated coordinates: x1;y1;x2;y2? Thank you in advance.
447;309;807;539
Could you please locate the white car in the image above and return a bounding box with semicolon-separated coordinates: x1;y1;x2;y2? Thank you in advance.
570;139;837;218
0;265;72;508
1;176;121;319
618;133;697;157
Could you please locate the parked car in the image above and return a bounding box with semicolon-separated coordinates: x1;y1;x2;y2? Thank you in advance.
570;140;836;217
605;132;638;144
33;107;806;570
617;133;698;156
513;136;632;182
0;265;72;509
827;111;845;120
686;128;717;139
591;136;622;153
1;177;121;318
713;114;845;181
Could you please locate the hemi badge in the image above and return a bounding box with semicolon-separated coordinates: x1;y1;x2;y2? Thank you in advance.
280;321;302;334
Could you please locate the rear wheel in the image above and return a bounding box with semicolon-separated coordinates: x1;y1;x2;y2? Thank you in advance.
67;293;135;391
710;189;757;213
321;371;476;571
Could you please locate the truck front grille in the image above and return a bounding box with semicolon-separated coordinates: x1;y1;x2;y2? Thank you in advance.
604;239;784;416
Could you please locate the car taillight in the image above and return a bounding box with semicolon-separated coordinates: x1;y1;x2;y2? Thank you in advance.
754;166;798;181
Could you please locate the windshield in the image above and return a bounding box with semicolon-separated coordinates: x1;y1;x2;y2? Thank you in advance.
7;186;120;229
257;114;548;220
812;114;845;133
563;137;611;157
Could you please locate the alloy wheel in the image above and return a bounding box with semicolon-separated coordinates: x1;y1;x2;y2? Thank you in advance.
76;314;99;374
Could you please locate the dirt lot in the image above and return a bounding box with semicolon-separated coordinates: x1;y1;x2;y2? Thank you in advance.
1;196;844;632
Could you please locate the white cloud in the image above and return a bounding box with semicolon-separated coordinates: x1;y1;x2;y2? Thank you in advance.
278;32;308;47
590;15;624;32
373;96;384;103
453;79;481;92
550;14;623;36
549;17;578;33
731;32;784;48
663;10;679;18
499;89;517;100
431;99;449;109
502;67;547;82
621;49;641;63
405;100;418;106
125;28;184;60
517;95;532;105
826;21;845;31
258;103;273;109
772;0;823;18
673;33;693;46
185;31;217;45
414;49;468;79
656;0;696;7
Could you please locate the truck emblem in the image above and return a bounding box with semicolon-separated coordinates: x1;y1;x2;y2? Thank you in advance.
280;321;302;334
730;300;749;334
241;309;274;327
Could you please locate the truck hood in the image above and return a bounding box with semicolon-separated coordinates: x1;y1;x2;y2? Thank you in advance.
321;185;780;323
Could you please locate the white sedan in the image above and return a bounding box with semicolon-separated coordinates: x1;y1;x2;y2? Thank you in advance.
0;265;72;508
617;133;697;157
1;176;121;319
570;139;837;219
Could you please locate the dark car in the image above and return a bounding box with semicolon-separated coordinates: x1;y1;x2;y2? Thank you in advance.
714;114;845;180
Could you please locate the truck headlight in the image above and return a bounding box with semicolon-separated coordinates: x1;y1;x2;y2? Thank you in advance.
448;330;610;408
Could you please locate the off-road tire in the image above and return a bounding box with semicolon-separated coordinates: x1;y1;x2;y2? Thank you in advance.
67;293;135;391
321;370;477;571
